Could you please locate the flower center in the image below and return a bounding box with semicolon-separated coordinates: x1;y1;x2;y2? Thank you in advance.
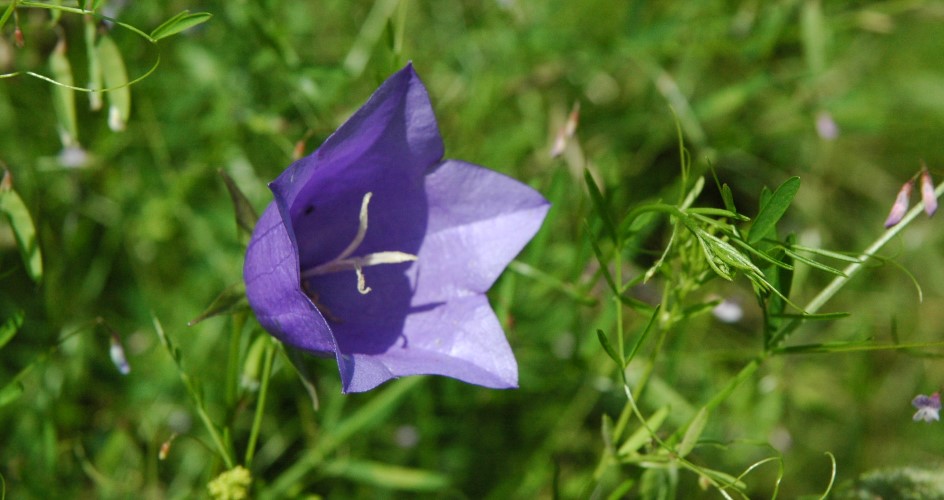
300;192;418;295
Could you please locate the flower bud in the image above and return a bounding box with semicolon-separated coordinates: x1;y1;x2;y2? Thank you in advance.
920;166;937;216
884;180;913;228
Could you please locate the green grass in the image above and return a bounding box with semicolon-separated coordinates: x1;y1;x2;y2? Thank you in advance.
3;1;944;498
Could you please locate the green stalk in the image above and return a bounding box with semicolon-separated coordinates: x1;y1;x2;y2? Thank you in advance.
244;338;277;465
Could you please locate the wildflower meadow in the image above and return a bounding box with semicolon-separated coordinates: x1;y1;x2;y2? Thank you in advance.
3;1;944;498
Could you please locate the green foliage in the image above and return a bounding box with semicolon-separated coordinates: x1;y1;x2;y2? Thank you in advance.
3;1;944;498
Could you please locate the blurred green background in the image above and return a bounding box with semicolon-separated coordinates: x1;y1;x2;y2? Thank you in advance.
3;0;944;498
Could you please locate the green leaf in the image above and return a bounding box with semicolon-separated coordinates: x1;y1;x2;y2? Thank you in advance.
320;459;449;492
49;39;78;147
601;414;615;451
721;183;736;213
748;177;800;244
219;169;259;237
150;11;213;41
686;207;750;221
584;169;618;244
0;381;23;407
0;310;24;349
789;244;862;263
97;34;131;131
783;248;846;277
597;329;623;368
187;283;248;326
0;174;43;282
677;407;708;458
84;16;104;111
770;311;850;321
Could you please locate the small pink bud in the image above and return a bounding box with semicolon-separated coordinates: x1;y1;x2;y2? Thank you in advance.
921;166;937;216
564;101;580;138
815;111;839;140
109;334;130;375
14;27;24;48
550;101;580;158
884;180;913;228
293;139;306;161
159;433;178;460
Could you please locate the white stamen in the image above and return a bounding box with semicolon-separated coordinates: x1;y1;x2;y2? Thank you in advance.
299;192;418;295
334;192;373;262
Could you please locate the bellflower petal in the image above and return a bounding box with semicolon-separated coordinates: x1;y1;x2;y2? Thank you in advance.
244;63;550;393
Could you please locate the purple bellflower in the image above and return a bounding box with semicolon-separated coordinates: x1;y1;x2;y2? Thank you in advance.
243;64;549;393
912;392;941;423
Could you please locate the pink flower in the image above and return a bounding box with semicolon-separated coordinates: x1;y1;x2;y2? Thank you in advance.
920;166;937;216
884;180;913;228
912;392;941;422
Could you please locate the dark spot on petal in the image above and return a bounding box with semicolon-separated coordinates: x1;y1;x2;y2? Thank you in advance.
304;205;315;215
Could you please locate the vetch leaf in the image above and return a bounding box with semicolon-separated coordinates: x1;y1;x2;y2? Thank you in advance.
721;183;736;213
97;34;130;131
597;329;623;368
748;177;800;244
677;406;708;458
0;310;24;349
84;16;103;111
150;11;213;41
0;381;23;407
0;172;43;282
49;38;78;147
320;459;449;492
783;248;846;277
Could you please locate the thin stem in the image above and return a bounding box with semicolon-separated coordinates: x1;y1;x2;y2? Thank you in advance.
226;313;246;408
245;338;277;466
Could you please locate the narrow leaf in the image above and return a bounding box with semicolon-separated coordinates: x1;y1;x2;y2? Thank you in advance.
597;329;623;368
0;173;43;282
97;34;131;131
686;207;749;221
0;382;23;406
0;310;24;349
678;407;708;458
219;169;259;236
150;11;213;41
748;177;800;244
721;183;736;213
788;244;861;263
771;311;850;321
584;169;618;244
84;16;103;111
783;248;846;277
188;283;248;326
49;38;78;147
601;414;615;451
320;459;449;491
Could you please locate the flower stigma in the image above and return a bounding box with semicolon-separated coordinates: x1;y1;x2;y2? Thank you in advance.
300;192;418;295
